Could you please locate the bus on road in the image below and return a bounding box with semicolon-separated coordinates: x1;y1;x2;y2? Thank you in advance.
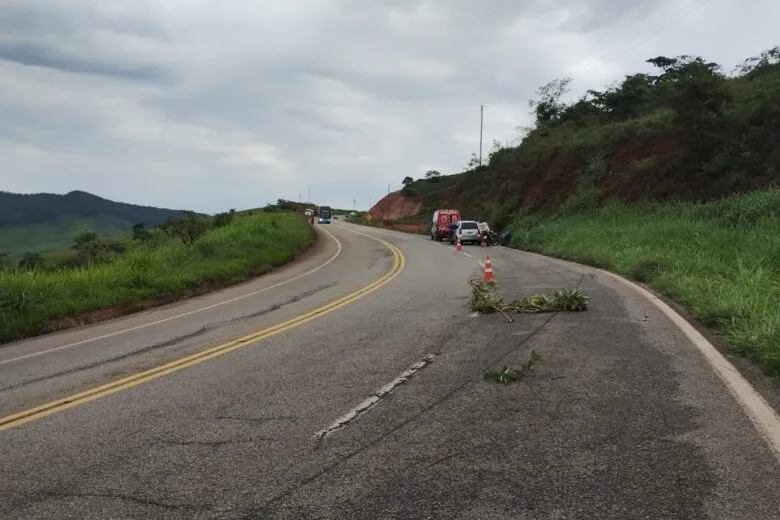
318;206;332;224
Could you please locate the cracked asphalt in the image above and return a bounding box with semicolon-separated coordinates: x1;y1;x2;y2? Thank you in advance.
1;223;779;519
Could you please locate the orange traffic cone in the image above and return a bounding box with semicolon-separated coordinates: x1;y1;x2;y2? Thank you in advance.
456;239;462;253
484;256;494;282
481;234;487;247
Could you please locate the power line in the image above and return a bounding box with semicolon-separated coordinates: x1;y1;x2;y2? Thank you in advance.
569;0;715;84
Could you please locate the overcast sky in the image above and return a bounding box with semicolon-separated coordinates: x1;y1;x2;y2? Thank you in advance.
0;0;777;213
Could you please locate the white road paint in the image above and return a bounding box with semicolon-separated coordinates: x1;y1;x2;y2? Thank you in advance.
345;224;780;462
314;353;438;441
0;227;344;366
445;245;474;258
597;268;780;464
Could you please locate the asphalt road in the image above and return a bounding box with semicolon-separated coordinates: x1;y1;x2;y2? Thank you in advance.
1;222;779;519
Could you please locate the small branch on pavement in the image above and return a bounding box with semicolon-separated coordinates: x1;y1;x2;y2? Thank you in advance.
469;276;589;320
484;350;541;384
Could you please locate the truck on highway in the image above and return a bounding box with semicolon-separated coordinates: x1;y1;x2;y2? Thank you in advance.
318;206;332;224
430;209;461;241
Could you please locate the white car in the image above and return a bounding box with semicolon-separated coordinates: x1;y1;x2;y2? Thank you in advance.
450;220;481;245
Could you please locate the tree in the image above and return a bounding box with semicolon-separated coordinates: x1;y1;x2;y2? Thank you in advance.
18;252;44;270
213;210;235;228
584;73;654;121
132;223;151;242
0;251;9;269
529;77;572;126
72;232;108;265
402;176;414;187
647;55;731;158
466;153;480;169
734;47;780;78
162;212;210;245
487;139;513;165
425;170;441;183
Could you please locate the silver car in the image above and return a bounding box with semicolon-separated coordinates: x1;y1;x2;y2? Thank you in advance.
450;220;481;245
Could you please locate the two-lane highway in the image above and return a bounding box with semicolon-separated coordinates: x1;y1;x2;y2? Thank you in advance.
1;222;779;519
0;225;397;420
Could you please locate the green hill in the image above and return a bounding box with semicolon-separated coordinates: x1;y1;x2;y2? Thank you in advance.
0;215;133;259
376;47;780;379
0;190;190;227
396;47;780;228
0;191;193;261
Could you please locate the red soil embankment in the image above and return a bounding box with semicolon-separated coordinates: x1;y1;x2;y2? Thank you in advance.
368;192;423;221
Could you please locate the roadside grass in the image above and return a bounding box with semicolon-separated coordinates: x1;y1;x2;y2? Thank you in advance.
510;188;780;378
0;213;315;344
0;215;132;263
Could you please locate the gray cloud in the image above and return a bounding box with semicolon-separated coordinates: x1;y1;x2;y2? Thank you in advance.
0;41;164;81
0;0;777;213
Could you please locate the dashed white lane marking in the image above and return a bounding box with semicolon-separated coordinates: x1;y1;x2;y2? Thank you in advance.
0;227;344;366
351;226;780;462
447;245;475;258
314;353;438;441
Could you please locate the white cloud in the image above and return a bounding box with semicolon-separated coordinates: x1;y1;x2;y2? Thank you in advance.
0;0;777;213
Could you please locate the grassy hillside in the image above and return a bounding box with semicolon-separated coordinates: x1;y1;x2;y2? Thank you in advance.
0;212;315;344
381;47;780;379
513;189;780;378
0;215;132;261
399;47;780;228
0;190;197;264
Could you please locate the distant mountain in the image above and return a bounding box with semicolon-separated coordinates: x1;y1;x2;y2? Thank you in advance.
0;191;197;260
0;190;192;228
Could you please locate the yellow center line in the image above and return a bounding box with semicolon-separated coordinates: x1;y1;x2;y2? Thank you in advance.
0;237;406;433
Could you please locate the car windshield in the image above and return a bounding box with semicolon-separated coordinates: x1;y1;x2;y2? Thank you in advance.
461;222;478;229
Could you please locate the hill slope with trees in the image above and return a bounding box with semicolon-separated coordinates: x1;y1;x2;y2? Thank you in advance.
396;47;779;229
0;190;194;259
0;190;191;228
373;47;780;380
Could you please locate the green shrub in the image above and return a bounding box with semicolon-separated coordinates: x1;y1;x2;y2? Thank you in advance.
0;213;315;343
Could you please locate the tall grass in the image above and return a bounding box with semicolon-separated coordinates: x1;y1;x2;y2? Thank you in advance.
0;213;315;344
511;188;780;378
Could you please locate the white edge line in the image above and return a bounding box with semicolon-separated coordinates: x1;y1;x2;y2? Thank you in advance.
597;268;780;463
0;227;343;366
314;353;437;440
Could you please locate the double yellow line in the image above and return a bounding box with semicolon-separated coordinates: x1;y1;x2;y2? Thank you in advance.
0;238;406;433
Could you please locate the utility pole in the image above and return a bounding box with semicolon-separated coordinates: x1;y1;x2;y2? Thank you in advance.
479;104;484;166
308;187;311;205
388;184;391;195
353;197;356;211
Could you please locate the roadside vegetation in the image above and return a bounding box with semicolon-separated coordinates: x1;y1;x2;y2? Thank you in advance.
469;276;589;323
511;188;780;378
0;190;193;263
376;47;780;379
0;208;315;344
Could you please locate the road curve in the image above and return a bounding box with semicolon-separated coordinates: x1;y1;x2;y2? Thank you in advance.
1;222;779;519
